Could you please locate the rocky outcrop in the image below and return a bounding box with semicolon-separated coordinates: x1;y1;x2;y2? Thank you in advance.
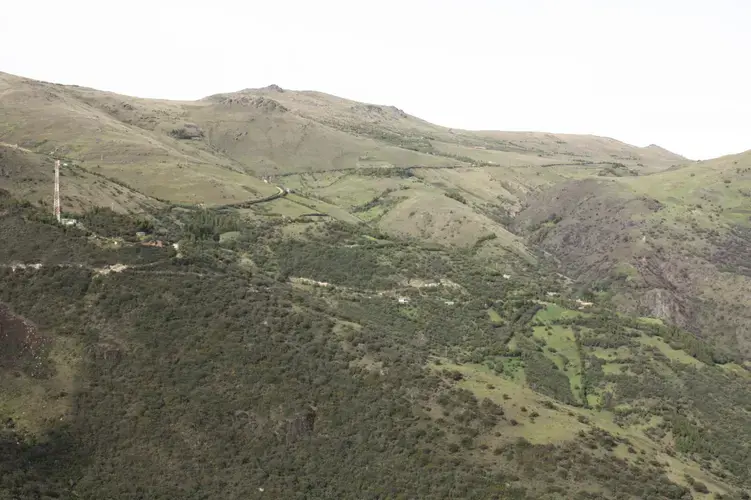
515;178;751;355
217;95;289;112
170;123;205;140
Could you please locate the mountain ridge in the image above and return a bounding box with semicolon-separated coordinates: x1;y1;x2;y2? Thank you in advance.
1;70;686;172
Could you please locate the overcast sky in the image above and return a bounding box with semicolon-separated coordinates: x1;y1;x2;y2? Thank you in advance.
2;0;749;160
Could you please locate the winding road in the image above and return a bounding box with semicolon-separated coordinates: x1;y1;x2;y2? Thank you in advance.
217;185;286;210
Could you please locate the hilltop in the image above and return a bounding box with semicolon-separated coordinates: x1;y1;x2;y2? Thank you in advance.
1;70;683;198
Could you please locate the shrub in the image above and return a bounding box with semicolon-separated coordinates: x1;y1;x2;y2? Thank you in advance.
445;190;468;205
169;123;204;140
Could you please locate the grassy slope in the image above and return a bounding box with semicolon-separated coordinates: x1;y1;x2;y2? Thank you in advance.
250;87;686;170
1;70;684;196
0;144;160;213
1;70;693;256
622;149;751;224
456;300;749;497
0;73;280;205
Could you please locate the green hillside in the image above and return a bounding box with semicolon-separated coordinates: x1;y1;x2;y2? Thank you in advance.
1;71;750;499
515;151;751;356
1;195;749;499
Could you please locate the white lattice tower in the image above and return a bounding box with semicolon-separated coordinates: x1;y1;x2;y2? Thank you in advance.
54;159;61;222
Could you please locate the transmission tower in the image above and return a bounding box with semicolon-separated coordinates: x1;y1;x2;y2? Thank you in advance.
54;159;61;222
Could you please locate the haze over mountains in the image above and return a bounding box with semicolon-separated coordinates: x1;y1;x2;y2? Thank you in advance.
1;70;751;499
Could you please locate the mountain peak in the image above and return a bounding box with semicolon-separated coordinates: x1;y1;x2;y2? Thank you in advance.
642;143;686;160
261;84;284;93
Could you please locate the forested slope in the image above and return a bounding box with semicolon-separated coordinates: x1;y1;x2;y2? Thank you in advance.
1;192;749;499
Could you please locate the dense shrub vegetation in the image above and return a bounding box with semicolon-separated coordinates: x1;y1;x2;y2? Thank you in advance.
1;197;749;499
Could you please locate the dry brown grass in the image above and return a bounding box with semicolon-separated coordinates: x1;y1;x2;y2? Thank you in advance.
1;70;688;211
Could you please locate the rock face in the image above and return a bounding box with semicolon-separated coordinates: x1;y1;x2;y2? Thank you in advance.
170;123;205;140
351;104;408;120
643;289;683;323
216;95;289;112
248;97;288;113
262;84;284;93
514;178;751;356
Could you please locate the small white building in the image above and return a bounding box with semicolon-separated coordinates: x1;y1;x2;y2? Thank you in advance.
397;296;411;304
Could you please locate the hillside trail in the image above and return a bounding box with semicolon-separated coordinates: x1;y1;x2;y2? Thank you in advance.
0;142;34;153
0;183;281;281
1;260;211;278
217;185;286;209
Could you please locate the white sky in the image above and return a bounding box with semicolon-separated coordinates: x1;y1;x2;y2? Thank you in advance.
2;0;749;160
